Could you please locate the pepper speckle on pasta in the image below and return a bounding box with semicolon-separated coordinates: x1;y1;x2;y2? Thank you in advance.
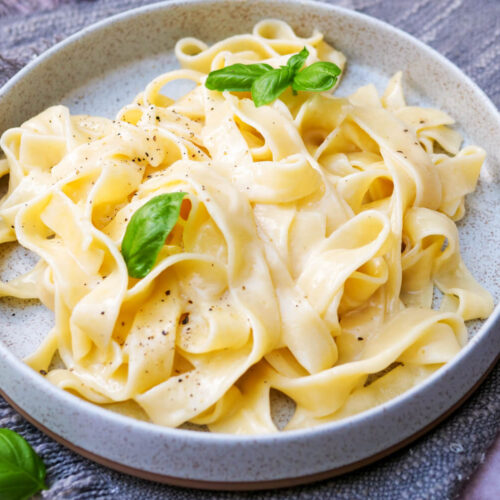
0;20;493;434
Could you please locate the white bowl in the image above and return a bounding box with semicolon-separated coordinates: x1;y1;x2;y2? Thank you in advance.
0;0;499;489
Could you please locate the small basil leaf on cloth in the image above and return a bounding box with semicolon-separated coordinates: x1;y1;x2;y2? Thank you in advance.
292;61;342;92
286;46;309;73
251;66;294;107
0;428;47;500
122;192;187;278
205;63;273;92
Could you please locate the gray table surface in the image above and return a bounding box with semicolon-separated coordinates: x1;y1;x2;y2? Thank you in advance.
0;1;499;499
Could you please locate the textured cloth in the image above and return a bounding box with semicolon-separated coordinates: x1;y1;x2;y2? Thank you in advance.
0;0;499;498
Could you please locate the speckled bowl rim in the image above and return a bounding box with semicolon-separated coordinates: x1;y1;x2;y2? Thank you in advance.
0;0;499;488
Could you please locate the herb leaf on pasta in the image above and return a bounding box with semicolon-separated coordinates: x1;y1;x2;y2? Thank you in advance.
251;66;294;107
122;192;187;278
205;63;273;92
292;61;342;92
205;47;341;106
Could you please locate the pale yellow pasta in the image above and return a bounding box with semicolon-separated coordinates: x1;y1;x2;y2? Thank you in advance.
0;20;493;434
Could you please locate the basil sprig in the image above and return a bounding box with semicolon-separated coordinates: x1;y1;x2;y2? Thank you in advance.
0;428;48;500
205;47;341;107
292;61;342;92
251;66;294;107
122;192;186;278
286;47;309;73
205;63;273;92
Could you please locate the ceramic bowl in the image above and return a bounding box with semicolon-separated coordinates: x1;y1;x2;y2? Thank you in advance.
0;0;499;490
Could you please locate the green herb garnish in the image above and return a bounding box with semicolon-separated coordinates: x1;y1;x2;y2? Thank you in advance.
121;192;187;278
0;428;48;500
292;61;342;92
205;47;341;107
204;63;273;92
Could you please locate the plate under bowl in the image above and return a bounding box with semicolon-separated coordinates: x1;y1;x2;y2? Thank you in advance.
0;0;499;490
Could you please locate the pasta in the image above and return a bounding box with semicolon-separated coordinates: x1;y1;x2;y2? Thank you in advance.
0;19;493;434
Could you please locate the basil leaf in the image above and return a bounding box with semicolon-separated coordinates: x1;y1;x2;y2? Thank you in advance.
251;66;294;107
205;48;342;106
0;428;47;500
292;61;342;92
287;47;309;73
205;63;273;92
122;192;186;278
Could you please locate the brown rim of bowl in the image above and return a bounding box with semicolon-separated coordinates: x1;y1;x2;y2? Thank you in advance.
1;351;498;492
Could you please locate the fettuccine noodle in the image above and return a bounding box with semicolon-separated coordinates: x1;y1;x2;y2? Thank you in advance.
0;20;493;433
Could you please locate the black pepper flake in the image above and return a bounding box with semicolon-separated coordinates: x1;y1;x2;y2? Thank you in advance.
162;330;167;336
165;290;171;296
100;311;105;315
156;116;161;121
180;313;190;325
357;337;364;341
39;370;47;376
188;300;193;304
178;378;183;383
403;128;409;132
